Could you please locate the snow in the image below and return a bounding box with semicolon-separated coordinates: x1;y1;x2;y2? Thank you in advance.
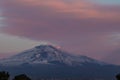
0;44;108;66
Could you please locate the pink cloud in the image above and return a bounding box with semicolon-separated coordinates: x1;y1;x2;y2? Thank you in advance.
0;0;120;63
3;0;120;19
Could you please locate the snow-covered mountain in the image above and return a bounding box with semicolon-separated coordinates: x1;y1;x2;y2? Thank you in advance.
0;44;107;66
0;44;120;80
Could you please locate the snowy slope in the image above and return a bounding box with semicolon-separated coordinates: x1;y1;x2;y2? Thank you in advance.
0;45;107;66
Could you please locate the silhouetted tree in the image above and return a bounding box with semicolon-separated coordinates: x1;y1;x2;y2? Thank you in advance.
0;71;10;80
13;74;31;80
116;73;120;80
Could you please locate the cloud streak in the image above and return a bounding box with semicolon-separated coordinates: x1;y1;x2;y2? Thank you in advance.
5;0;120;19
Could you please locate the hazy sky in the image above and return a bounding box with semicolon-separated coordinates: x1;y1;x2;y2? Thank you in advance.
0;0;120;65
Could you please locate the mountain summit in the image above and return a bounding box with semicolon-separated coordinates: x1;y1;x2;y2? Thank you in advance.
0;44;106;66
0;44;120;80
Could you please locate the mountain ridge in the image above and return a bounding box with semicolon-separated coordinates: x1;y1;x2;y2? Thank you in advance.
0;44;109;66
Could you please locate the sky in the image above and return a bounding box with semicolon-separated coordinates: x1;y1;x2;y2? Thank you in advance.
0;0;120;65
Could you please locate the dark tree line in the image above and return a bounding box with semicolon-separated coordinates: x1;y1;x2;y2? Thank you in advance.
0;71;120;80
0;71;31;80
0;71;9;80
116;73;120;80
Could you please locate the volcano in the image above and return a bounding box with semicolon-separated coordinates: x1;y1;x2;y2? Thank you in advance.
0;44;120;80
